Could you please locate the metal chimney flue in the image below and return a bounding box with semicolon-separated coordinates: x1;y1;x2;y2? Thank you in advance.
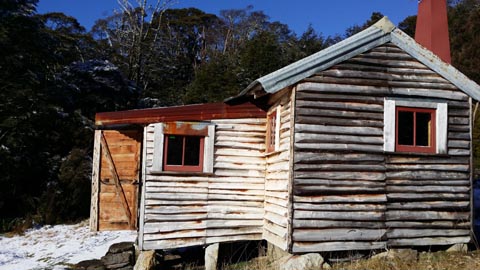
415;0;451;63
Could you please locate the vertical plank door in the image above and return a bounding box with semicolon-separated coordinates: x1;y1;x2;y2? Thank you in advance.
98;130;142;230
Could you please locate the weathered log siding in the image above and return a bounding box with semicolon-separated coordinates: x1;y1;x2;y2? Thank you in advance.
292;43;470;253
264;91;294;251
141;118;266;250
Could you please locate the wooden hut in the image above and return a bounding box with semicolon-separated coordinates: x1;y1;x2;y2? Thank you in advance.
90;17;480;253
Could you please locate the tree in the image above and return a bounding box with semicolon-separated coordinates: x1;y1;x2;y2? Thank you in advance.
345;12;384;37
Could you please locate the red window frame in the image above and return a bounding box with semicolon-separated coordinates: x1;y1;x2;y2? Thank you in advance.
266;110;277;153
395;106;436;153
163;135;204;172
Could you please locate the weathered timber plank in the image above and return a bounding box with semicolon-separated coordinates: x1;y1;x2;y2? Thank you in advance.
387;193;469;201
295;185;385;195
293;228;386;241
214;169;265;178
208;193;264;201
143;238;205;250
264;221;288;238
388;236;470;246
145;213;207;222
386;186;469;193
385;164;469;172
295;210;384;220
207;219;264;228
448;149;470;156
295;152;384;163
386;171;469;180
208;182;264;190
143;221;207;233
295;123;382;135
386;221;470;229
206;227;263;237
207;205;263;215
296;91;384;103
294;194;387;203
295;171;386;181
206;234;262;244
320;69;451;84
145;205;206;214
265;202;288;217
295;133;383;145
296;108;383;120
265;212;288;227
386;210;469;221
386;179;470;186
295;179;385;187
296;82;467;100
265;196;289;208
265;180;288;191
263;230;288;251
296;100;384;112
294;203;386;211
294;163;385;172
143;229;205;241
145;192;208;201
296;115;383;127
293;220;385;229
208;189;264;196
387;229;470;238
386;156;469;164
292;241;386;253
295;143;383;152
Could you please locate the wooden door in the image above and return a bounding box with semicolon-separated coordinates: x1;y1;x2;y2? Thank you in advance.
95;130;142;231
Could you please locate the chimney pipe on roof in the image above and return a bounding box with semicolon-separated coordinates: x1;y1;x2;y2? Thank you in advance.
415;0;451;63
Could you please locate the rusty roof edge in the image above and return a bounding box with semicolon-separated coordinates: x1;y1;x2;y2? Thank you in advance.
391;29;480;101
226;17;396;103
95;102;266;126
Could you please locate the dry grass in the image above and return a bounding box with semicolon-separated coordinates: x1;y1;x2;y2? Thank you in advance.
217;250;480;270
332;250;480;270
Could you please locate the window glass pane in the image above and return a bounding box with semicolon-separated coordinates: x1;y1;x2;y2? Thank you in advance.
184;136;201;166
416;112;432;146
166;135;183;165
398;111;414;145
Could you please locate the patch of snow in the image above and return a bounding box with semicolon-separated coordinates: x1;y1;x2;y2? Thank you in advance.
0;221;136;270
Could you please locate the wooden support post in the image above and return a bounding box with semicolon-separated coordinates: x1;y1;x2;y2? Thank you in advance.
89;130;102;231
205;243;219;270
100;132;133;227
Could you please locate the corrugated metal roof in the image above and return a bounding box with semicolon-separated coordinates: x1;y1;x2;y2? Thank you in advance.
227;16;480;102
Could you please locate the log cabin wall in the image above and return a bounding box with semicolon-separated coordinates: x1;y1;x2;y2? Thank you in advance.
291;42;471;253
140;118;266;250
264;90;294;251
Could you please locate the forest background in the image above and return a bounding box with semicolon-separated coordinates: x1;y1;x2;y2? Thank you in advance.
1;0;479;231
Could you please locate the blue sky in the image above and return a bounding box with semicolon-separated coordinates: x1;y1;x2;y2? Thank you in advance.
37;0;419;36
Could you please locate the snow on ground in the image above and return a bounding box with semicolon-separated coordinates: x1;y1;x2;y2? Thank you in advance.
0;221;136;270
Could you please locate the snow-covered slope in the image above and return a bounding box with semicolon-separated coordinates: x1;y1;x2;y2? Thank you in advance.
0;221;136;270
